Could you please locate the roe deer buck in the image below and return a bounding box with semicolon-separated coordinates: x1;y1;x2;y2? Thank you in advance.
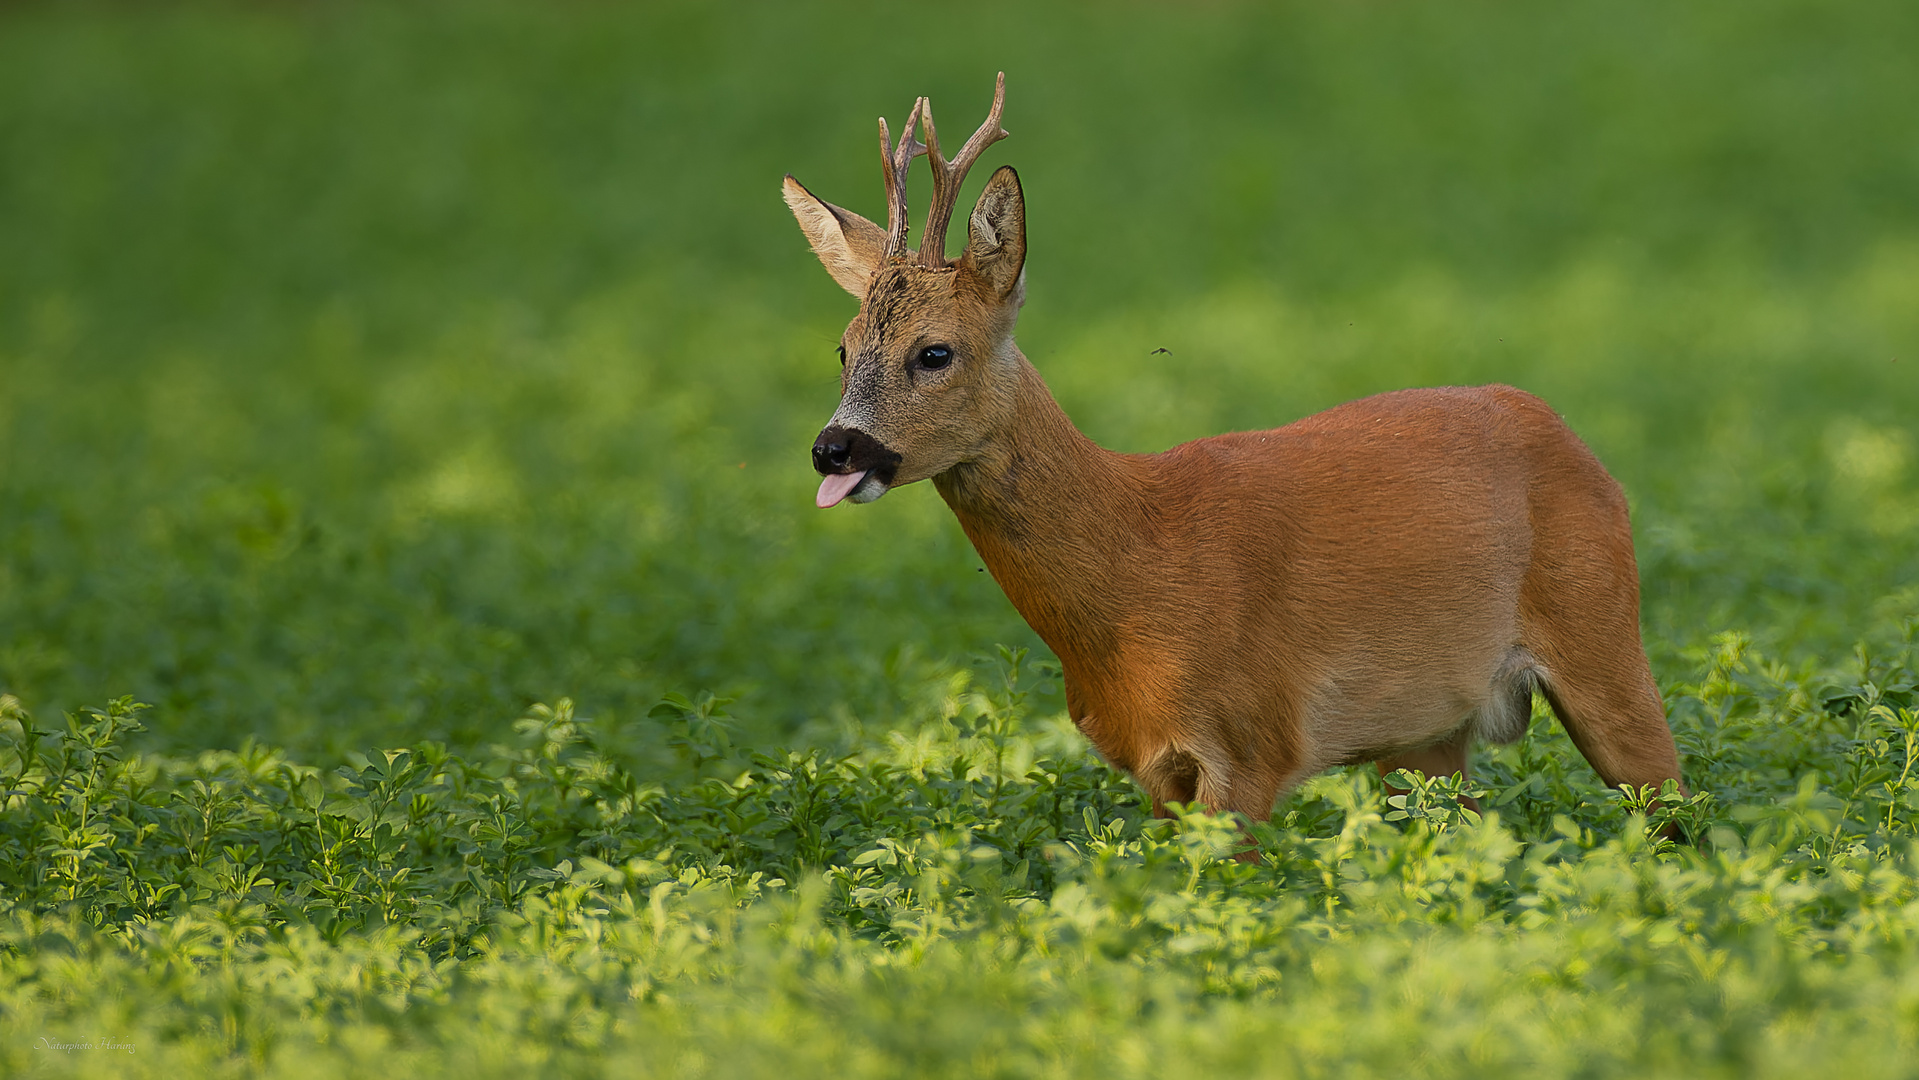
783;73;1684;828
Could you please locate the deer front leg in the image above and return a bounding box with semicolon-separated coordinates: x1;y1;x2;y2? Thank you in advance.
1137;743;1204;818
1137;743;1284;864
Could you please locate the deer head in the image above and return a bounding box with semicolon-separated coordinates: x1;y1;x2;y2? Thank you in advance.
783;73;1026;508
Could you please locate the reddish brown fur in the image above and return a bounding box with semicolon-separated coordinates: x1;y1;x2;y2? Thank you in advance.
785;78;1684;827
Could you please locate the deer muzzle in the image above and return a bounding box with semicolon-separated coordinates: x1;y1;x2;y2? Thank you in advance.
811;425;902;508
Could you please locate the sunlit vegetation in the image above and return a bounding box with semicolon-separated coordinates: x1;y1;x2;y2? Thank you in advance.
2;1;1916;1075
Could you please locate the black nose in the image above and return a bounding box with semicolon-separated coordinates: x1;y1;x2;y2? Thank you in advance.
812;432;852;473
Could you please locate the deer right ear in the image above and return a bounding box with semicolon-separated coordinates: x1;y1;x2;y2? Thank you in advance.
783;175;885;297
963;166;1026;299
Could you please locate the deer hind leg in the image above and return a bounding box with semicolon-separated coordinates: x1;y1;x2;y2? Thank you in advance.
1531;645;1683;796
1521;562;1685;799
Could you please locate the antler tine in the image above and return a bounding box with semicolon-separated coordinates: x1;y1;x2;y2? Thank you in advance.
877;98;928;260
918;72;1008;268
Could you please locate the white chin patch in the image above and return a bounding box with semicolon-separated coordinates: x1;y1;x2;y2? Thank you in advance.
847;474;890;503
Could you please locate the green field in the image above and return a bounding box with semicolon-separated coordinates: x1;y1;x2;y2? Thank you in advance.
3;1;1917;1075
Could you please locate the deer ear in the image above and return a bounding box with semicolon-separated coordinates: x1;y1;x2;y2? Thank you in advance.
783;175;885;297
963;166;1026;299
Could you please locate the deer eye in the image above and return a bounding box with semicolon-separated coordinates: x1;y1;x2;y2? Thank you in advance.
916;345;953;370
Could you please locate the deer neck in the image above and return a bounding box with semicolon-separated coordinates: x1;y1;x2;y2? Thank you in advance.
933;355;1149;668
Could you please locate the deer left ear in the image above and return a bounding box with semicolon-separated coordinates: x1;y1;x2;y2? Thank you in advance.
963;166;1026;299
783;175;886;297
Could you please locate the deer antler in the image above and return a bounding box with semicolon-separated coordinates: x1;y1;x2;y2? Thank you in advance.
918;72;1008;268
878;99;927;261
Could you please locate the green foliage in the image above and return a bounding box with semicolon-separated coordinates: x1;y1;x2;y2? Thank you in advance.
2;633;1918;1075
2;0;1918;1075
0;660;1141;949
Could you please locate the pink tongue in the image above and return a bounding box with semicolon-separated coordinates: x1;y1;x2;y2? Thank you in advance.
815;469;869;509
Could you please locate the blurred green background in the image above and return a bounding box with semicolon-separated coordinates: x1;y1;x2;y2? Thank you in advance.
1;0;1914;761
